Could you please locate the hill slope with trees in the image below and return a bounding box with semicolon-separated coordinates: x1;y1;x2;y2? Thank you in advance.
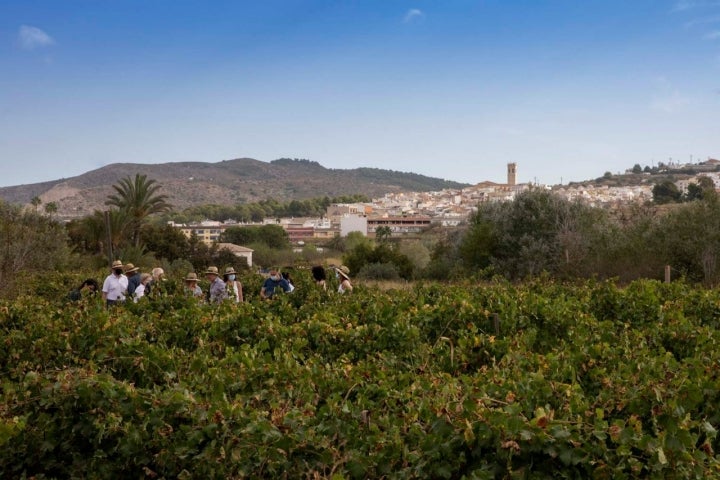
0;158;468;217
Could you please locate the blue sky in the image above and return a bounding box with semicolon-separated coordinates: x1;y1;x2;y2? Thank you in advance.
1;0;718;188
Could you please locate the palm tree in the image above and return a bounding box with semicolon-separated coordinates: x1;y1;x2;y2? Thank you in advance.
375;225;392;243
30;196;41;212
44;201;58;217
105;174;172;246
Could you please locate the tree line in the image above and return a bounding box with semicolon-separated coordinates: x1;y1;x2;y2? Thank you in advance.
423;187;720;284
167;195;370;224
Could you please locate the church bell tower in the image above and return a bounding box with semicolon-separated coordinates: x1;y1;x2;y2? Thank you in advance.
507;163;517;186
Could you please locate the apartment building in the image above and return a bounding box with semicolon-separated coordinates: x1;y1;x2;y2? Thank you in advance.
173;221;230;245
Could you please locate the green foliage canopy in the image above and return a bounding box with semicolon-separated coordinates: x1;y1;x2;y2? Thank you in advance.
456;190;604;280
220;224;290;250
1;278;719;477
0;200;71;297
653;181;682;204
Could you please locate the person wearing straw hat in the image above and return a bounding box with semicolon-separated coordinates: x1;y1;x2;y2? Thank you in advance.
223;267;243;303
124;263;141;296
102;259;129;307
184;272;203;298
205;266;227;303
335;265;353;294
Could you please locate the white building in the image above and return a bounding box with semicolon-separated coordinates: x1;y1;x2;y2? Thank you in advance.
340;215;368;237
216;243;254;268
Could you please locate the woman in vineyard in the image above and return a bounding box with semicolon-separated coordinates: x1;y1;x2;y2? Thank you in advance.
133;273;152;302
224;267;243;302
335;265;353;294
311;265;327;291
282;271;295;292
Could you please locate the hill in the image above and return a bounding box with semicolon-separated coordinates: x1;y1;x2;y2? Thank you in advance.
0;158;468;218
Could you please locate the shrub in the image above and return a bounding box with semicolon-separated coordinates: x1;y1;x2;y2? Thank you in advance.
357;262;401;280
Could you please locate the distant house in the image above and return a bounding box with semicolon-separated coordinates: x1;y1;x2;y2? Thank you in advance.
216;243;254;268
326;203;373;218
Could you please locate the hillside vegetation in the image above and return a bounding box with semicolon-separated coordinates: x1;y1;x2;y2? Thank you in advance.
0;158;468;217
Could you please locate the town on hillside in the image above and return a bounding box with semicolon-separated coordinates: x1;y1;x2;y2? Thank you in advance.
169;163;525;249
170;159;720;250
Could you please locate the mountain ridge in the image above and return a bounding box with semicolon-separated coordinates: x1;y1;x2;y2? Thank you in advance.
0;157;470;217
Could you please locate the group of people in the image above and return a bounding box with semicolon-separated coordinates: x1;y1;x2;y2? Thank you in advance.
99;261;245;306
311;264;353;293
71;260;353;307
98;260;168;306
202;266;243;303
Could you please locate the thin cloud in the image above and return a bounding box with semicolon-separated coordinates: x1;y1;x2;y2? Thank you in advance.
18;25;55;50
650;91;691;113
705;30;720;38
684;15;720;28
403;9;425;24
673;0;696;11
650;77;692;112
673;0;720;11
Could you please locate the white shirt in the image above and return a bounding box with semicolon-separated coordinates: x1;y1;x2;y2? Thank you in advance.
229;281;241;302
134;283;146;302
102;273;128;301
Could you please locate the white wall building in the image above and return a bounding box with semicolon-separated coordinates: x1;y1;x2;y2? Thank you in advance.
340;215;368;237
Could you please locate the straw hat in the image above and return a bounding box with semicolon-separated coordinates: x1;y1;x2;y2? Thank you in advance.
224;267;236;276
205;266;220;275
123;263;139;274
185;272;199;282
111;260;123;269
336;265;350;279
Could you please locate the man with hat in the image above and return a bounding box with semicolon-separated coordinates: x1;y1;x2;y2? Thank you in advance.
205;266;227;303
124;263;141;296
102;259;129;307
184;272;203;298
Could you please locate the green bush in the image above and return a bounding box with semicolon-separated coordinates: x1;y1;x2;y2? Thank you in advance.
357;262;401;280
1;278;719;478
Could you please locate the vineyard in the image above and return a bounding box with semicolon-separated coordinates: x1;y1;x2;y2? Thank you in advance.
1;276;719;478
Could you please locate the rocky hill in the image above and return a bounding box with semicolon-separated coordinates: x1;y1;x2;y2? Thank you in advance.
0;158;469;218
